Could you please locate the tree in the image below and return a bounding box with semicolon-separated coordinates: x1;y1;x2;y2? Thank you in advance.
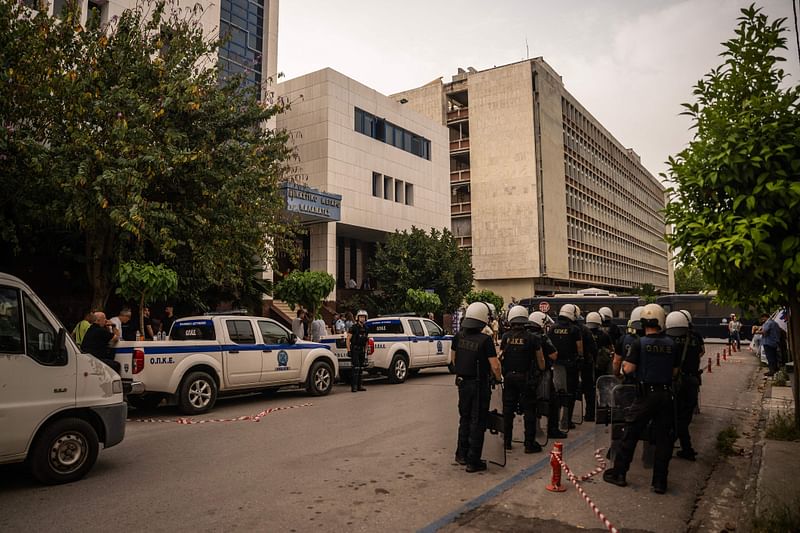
663;5;800;426
404;289;441;316
274;271;336;320
369;227;473;315
465;289;504;315
0;0;299;310
630;283;660;304
115;261;178;336
673;263;709;293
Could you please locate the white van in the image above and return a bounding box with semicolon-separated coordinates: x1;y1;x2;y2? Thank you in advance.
0;273;127;484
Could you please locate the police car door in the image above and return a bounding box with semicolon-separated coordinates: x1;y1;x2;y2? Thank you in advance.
257;320;301;383
423;319;448;364
223;319;262;386
407;319;430;366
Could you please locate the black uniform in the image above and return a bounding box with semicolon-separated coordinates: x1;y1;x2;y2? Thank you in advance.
499;327;542;451
602;320;622;351
548;317;582;433
348;322;368;392
670;329;704;458
453;329;497;468
81;324;121;372
608;333;677;492
592;328;615;377
579;323;598;422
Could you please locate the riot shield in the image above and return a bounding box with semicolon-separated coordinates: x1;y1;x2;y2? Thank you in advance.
485;381;506;467
552;365;574;433
594;376;617;453
606;382;637;463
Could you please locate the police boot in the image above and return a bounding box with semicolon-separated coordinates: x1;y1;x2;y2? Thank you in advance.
357;371;367;391
351;368;359;393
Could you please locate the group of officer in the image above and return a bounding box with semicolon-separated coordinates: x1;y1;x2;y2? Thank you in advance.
451;300;705;495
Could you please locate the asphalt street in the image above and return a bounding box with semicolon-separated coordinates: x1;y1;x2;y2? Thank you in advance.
0;346;760;532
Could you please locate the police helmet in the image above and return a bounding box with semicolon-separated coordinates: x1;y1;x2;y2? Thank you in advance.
485;302;496;319
528;311;547;329
665;311;690;337
356;309;369;320
558;303;578;322
508;305;529;325
463;302;490;328
640;303;666;330
630;306;645;331
599;307;613;323
680;309;693;324
586;312;603;330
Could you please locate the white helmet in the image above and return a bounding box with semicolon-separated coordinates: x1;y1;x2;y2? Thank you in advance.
463;302;490;328
558;303;578;322
640;303;666;330
586;312;602;330
599;307;613;323
665;311;689;337
630;306;645;330
485;302;496;319
356;309;369;320
528;311;547;329
508;305;529;325
680;309;692;324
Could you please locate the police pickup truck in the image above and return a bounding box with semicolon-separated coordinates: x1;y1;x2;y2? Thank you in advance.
359;316;453;384
318;334;374;383
113;315;338;414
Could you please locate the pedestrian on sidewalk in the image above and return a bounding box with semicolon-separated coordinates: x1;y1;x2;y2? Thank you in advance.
761;313;781;376
728;314;742;351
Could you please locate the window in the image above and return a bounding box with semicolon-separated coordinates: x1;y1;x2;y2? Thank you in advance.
405;183;414;206
258;321;290;344
353;108;431;160
394;180;404;203
372;172;382;198
424;320;443;337
366;320;404;334
383;176;393;201
226;320;256;344
171;321;217;341
408;320;425;337
0;287;23;354
22;293;65;365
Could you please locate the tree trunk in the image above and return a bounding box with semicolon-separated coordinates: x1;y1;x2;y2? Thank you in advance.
86;227;115;312
788;288;800;430
139;293;145;339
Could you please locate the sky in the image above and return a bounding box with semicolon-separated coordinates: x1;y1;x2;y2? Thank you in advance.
277;0;800;178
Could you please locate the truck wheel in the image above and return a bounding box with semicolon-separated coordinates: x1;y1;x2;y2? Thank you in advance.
306;360;334;396
128;394;163;410
179;371;218;414
29;417;99;485
388;353;409;384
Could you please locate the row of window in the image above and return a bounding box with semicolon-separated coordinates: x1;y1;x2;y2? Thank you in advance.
218;0;264;90
372;172;414;205
355;108;432;160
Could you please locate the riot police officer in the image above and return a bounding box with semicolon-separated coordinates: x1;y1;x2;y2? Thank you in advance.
346;309;369;392
452;302;503;472
603;304;677;494
499;306;546;453
614;305;644;377
575;306;598;422
587;312;615;378
666;310;704;461
548;304;584;436
528;311;559;442
599;306;622;352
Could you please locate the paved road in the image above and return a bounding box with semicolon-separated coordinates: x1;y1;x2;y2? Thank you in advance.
0;347;760;532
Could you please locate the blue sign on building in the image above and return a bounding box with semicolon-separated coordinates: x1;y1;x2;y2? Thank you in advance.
280;183;342;223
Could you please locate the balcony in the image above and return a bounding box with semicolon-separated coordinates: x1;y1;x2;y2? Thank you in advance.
451;202;472;216
449;138;470;152
447;108;469;123
450;169;471;183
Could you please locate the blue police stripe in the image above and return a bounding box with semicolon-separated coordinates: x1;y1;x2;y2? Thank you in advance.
115;342;328;355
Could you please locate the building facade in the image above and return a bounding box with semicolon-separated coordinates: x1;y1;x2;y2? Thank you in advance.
276;68;451;297
393;59;673;302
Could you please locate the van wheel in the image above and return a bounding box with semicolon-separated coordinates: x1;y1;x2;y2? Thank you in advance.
307;360;334;396
30;417;99;485
388;353;409;384
179;371;218;414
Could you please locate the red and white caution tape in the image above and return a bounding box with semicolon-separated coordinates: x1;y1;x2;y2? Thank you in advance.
553;450;619;533
129;402;313;425
578;448;607;481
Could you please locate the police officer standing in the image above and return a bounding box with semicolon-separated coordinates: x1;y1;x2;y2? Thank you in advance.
665;310;704;461
452;302;503;472
598;306;621;351
603;304;677;494
346;309;369;393
575;306;598;422
586;312;615;379
614;305;644;378
499;306;546;453
548;304;584;435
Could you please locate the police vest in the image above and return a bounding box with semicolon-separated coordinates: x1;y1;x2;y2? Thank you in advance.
670;331;703;376
453;331;491;378
619;333;638;361
350;324;368;351
501;329;539;373
636;335;675;384
549;320;579;366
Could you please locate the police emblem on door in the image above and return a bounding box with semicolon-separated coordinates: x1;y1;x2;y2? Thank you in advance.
437;340;443;354
276;350;290;371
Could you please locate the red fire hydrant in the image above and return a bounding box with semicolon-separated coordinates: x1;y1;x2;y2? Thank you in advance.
546;442;567;492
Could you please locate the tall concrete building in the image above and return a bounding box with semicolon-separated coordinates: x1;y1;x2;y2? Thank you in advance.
393;58;673;302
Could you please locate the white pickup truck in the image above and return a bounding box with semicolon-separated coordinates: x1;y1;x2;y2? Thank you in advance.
360;316;454;383
114;315;338;414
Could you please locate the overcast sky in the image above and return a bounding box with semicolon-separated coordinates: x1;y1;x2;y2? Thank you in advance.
277;1;800;178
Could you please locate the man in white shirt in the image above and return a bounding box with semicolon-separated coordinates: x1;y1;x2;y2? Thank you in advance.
310;314;328;342
110;307;132;339
291;309;306;340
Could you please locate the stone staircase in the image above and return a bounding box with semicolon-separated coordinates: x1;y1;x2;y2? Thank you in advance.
267;300;295;327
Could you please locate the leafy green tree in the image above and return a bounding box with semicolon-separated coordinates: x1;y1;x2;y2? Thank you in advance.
274;271;336;320
465;289;504;315
663;5;800;426
674;263;709;293
630;283;660;304
115;261;178;336
369;227;473;314
0;0;298;310
404;289;442;316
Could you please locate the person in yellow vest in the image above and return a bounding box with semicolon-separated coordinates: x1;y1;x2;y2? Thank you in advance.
72;309;95;348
